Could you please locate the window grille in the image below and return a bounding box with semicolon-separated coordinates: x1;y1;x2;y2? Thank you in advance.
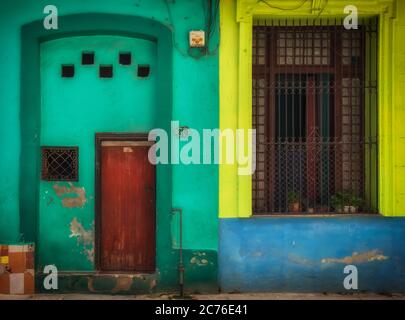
41;147;79;181
252;18;379;214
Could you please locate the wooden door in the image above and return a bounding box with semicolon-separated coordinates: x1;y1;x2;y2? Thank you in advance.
100;141;155;272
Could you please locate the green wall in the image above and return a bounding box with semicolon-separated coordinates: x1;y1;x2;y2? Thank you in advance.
39;35;159;270
0;0;218;292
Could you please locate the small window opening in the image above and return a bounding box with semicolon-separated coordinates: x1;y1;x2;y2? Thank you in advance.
82;52;95;65
100;65;113;78
137;64;150;78
61;65;75;78
119;52;132;65
41;147;79;181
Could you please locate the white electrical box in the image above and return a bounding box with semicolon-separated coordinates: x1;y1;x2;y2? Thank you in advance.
189;30;205;48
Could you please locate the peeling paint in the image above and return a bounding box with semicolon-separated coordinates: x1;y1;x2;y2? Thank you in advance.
111;276;133;293
53;183;87;208
321;249;389;264
87;277;96;293
149;279;157;291
69;218;93;245
132;274;146;281
288;253;314;266
83;247;94;263
86;274;158;294
69;217;94;262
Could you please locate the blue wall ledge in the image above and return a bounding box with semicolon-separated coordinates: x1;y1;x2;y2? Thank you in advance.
219;216;405;293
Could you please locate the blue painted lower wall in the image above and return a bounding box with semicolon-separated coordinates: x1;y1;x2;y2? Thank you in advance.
219;216;405;293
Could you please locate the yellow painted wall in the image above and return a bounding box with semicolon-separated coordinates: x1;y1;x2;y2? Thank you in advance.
394;0;405;216
219;1;239;217
219;0;404;217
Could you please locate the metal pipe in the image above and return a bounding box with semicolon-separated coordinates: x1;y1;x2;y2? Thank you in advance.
171;208;184;297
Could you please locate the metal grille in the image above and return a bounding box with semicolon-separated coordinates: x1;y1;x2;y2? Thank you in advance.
41;147;79;181
252;18;378;214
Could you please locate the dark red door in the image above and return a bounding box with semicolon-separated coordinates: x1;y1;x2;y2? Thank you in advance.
100;141;155;272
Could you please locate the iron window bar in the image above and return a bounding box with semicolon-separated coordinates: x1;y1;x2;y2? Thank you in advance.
41;146;79;181
252;18;379;214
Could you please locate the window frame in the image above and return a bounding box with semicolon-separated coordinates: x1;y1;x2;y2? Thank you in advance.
252;23;378;215
218;0;397;218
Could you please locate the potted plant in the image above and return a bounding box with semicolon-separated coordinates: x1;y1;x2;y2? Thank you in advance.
347;194;362;213
331;191;362;214
331;192;345;213
287;191;301;213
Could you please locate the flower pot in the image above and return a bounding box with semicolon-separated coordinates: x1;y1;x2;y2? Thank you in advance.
289;202;301;213
343;206;358;214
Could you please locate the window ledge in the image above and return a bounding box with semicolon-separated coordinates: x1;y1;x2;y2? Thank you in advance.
252;213;382;218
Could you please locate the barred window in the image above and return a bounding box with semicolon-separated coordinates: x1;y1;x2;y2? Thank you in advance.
41;147;79;181
252;18;379;214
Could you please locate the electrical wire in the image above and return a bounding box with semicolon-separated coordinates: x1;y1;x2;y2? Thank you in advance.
164;0;202;59
164;0;219;59
209;0;220;39
206;0;220;55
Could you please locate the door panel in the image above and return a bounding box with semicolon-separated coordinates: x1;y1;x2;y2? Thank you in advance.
100;143;155;272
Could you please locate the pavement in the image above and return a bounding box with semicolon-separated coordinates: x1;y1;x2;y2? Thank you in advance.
1;292;405;300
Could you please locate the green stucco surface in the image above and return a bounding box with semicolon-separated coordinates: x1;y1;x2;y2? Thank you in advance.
39;35;158;270
0;0;218;292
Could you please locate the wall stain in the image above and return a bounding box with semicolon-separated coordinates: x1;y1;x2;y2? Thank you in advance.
83;247;94;263
111;276;133;293
69;217;94;262
150;279;157;291
321;249;389;264
46;196;54;206
87;277;97;293
87;275;158;294
53;183;87;208
288;253;315;266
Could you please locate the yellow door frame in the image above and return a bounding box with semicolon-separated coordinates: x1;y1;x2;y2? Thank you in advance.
219;0;398;218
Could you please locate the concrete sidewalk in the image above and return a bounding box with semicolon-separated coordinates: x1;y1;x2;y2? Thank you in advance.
1;293;404;300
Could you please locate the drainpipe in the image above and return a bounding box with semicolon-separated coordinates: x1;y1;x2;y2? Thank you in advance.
171;208;184;298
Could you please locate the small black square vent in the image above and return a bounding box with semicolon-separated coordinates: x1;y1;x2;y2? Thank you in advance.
61;65;75;78
100;65;113;78
82;52;95;65
41;146;79;181
137;64;150;78
119;52;132;65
